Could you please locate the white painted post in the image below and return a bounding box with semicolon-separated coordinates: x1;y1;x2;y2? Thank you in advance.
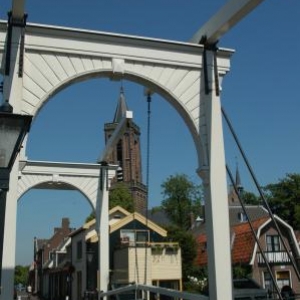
198;49;233;300
96;165;110;299
0;162;19;300
95;110;132;299
1;11;26;298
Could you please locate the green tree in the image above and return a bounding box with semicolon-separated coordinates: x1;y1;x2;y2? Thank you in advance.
184;265;208;293
241;191;261;205
165;225;198;285
85;182;135;222
264;173;300;230
14;265;29;286
85;213;94;223
232;264;252;279
109;182;134;212
161;174;202;230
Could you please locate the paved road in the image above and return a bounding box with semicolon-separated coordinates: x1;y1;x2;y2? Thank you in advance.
15;292;40;300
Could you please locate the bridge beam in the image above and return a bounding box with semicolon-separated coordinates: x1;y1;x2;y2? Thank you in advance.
198;49;233;300
96;111;133;296
11;0;26;22
190;0;265;45
99;284;209;300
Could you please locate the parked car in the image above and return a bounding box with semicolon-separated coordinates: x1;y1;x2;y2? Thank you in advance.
233;278;268;300
281;285;295;300
201;278;268;300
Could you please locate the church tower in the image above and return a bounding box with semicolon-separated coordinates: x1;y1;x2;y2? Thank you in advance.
228;164;244;206
104;87;147;214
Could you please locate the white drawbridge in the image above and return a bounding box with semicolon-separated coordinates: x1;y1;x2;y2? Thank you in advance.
0;0;266;299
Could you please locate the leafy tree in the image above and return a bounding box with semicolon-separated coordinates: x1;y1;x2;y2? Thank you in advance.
232;264;252;279
161;174;202;230
150;206;163;214
85;182;134;222
264;173;300;230
184;266;208;293
85;212;95;223
109;182;134;212
295;205;300;229
241;191;261;205
14;265;29;286
165;225;198;284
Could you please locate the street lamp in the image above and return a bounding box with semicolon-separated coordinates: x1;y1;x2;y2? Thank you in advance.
86;246;95;291
0;100;32;292
86;244;98;299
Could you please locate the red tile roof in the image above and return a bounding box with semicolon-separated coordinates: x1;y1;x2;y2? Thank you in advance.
196;217;269;266
232;217;269;263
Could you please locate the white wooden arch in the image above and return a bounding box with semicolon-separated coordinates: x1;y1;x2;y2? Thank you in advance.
0;19;233;300
17;160;116;209
0;21;232;168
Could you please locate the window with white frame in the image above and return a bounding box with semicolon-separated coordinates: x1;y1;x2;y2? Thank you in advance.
276;271;291;290
263;271;273;293
120;229;149;246
266;235;280;252
263;270;291;292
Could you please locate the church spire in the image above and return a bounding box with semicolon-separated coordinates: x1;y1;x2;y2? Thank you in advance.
113;86;128;123
235;162;243;193
104;86;147;214
228;160;244;206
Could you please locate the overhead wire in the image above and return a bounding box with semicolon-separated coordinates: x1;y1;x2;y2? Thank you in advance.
222;106;300;300
226;164;282;299
119;82;140;287
125;86;140;287
144;91;152;287
129;122;140;286
222;106;300;282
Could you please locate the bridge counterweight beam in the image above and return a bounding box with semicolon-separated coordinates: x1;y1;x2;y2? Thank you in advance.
198;49;233;300
190;0;266;45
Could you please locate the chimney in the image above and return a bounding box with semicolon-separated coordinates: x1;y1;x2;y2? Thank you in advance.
62;218;70;229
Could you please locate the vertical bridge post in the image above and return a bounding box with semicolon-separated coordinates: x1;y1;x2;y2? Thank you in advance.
198;49;233;300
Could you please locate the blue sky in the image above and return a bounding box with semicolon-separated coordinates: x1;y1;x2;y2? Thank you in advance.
1;0;299;265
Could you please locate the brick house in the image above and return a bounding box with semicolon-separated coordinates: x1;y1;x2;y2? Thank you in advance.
195;212;300;296
38;206;182;300
31;218;75;297
194;170;300;296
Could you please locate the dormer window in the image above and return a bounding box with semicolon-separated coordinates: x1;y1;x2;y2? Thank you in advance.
238;212;247;222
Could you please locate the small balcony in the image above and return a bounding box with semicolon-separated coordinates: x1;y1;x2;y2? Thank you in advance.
118;238;179;253
257;251;293;265
112;242;182;284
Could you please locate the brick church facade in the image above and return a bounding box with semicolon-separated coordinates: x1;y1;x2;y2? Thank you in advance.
104;87;147;214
